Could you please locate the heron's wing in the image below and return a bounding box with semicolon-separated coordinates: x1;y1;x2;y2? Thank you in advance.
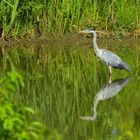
100;49;130;71
101;49;121;64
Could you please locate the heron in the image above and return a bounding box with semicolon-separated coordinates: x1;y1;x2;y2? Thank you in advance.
79;28;131;75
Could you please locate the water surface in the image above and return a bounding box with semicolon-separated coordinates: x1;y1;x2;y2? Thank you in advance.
0;38;140;139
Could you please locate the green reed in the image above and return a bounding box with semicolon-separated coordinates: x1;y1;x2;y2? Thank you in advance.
0;0;139;38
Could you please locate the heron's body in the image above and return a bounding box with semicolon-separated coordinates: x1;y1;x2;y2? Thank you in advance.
79;29;131;74
98;49;130;71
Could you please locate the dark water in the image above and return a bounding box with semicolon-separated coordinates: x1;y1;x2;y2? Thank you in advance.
0;39;140;139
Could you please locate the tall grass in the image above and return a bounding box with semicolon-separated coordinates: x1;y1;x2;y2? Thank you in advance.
0;0;139;38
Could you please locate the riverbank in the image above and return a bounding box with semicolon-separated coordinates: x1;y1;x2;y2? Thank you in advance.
0;30;140;47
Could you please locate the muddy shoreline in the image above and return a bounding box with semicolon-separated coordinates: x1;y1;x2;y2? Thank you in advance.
0;33;140;47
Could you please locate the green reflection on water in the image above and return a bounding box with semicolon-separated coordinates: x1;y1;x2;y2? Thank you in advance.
0;42;140;140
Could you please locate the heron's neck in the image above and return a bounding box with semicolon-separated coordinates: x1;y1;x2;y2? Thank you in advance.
92;96;99;120
93;34;100;57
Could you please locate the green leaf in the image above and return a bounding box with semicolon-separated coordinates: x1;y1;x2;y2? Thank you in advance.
23;107;35;114
3;118;14;130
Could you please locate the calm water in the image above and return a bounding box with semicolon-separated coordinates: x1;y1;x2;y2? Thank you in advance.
0;39;140;139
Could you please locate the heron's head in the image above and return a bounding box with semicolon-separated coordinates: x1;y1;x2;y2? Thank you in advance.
79;28;97;36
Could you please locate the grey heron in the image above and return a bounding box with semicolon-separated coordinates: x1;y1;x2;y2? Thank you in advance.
79;77;130;121
79;28;131;75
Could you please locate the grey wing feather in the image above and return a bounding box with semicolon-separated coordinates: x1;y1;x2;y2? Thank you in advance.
100;49;130;71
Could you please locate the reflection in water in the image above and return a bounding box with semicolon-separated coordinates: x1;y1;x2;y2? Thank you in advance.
80;77;130;121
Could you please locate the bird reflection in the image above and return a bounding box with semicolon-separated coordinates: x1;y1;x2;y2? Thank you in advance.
80;77;130;121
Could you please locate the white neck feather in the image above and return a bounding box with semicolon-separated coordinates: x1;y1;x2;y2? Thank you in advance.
92;32;100;57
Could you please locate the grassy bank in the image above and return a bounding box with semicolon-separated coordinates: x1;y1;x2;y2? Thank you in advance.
0;0;140;38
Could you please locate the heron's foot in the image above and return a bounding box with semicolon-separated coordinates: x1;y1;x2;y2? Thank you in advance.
79;116;96;121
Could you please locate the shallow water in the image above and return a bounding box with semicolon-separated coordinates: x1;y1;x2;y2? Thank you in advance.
0;38;140;139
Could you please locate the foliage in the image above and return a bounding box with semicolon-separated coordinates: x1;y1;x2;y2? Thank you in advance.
0;71;44;140
0;71;62;140
0;0;139;38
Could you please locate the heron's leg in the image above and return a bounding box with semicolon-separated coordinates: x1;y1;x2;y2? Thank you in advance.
109;66;112;75
108;66;112;83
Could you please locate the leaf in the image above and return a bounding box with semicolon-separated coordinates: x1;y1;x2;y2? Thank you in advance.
31;122;44;128
29;131;39;140
23;107;35;114
3;118;14;130
15;131;30;140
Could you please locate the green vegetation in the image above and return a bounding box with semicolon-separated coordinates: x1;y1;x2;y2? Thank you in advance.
0;1;140;139
0;0;140;38
0;70;62;140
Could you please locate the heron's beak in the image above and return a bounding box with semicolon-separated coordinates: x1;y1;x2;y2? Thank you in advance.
79;30;88;34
